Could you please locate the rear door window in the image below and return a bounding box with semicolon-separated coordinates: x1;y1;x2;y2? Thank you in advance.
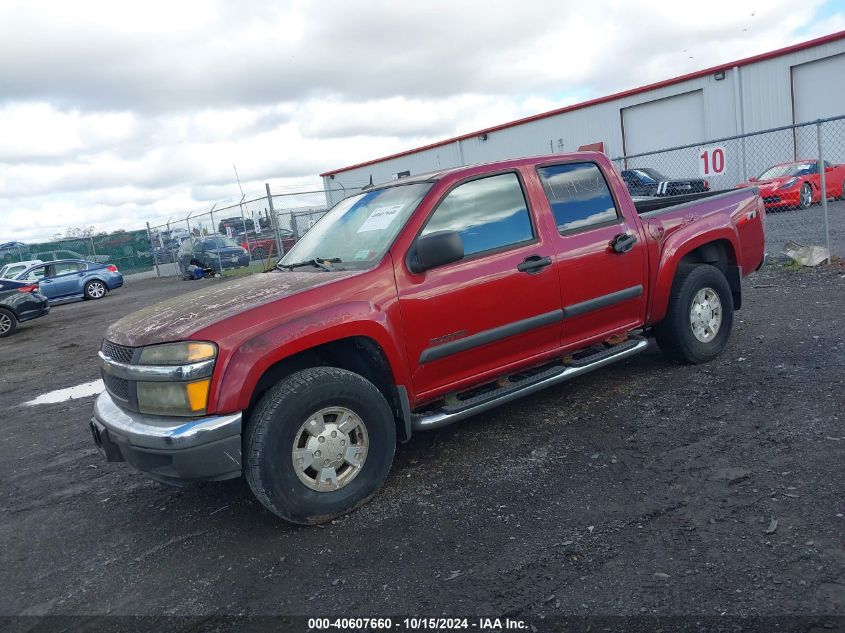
53;262;81;276
536;163;620;235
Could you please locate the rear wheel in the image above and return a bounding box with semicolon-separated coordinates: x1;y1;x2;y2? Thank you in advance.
83;280;107;300
244;367;396;524
0;308;17;338
252;247;267;260
654;264;734;364
798;183;812;209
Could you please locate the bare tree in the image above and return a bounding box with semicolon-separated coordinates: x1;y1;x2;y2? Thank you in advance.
52;226;98;240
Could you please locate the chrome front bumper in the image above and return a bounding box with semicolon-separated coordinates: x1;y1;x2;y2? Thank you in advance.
90;391;243;483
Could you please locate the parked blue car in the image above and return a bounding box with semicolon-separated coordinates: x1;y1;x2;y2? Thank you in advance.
12;259;123;303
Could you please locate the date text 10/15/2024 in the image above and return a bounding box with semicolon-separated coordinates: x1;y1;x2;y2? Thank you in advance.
307;618;528;630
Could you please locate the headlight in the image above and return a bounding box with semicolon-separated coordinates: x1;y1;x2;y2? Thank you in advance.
134;342;217;416
138;341;216;365
137;379;211;416
778;178;798;190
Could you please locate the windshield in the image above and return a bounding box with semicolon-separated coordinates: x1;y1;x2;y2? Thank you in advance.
758;163;815;180
629;169;658;184
280;182;433;269
204;237;240;248
639;168;667;182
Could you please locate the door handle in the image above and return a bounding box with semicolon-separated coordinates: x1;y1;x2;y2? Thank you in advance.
610;233;637;254
517;255;552;273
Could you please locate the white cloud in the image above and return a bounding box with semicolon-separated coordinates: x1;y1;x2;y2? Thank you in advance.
0;0;842;242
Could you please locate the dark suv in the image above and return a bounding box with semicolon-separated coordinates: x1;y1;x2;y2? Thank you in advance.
217;217;255;235
177;236;250;273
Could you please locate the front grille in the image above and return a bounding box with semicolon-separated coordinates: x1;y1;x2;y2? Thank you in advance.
101;340;134;364
103;373;130;401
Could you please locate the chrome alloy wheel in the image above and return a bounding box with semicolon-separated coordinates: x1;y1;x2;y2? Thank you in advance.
800;184;812;208
0;312;12;335
291;407;369;492
689;287;723;343
88;281;106;298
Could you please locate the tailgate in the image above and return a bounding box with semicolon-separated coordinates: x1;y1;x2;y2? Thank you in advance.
731;194;766;272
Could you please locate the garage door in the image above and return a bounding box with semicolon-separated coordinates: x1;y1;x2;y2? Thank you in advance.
622;90;705;156
792;53;845;161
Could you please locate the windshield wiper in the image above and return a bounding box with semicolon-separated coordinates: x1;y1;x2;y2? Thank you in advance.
278;257;341;272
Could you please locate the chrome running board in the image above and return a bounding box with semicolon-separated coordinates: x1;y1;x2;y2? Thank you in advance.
411;336;650;431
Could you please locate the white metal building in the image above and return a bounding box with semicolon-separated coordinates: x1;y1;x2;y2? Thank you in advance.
321;30;845;205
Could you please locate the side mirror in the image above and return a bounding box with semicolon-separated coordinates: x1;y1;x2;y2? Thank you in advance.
748;176;758;182
411;230;464;273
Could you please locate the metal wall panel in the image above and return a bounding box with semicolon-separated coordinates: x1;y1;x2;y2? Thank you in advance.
739;40;845;132
793;52;845;121
322;37;845;205
622;90;705;155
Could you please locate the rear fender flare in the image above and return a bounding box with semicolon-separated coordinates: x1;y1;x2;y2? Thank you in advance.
648;228;739;324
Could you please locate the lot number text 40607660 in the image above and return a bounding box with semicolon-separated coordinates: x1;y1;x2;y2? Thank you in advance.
307;617;528;630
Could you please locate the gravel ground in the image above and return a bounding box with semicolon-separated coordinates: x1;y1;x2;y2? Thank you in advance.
764;199;845;258
0;263;843;627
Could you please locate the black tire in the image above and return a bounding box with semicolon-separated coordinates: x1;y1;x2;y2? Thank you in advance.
0;308;17;338
797;183;812;210
654;264;734;365
83;279;107;300
838;180;845;201
252;247;267;260
244;367;396;524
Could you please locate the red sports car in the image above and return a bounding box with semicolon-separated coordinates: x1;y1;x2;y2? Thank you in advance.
736;160;845;211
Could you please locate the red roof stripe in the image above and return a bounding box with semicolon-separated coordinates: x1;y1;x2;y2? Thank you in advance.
320;29;845;177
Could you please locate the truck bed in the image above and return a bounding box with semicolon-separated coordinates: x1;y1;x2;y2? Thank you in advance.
634;189;741;216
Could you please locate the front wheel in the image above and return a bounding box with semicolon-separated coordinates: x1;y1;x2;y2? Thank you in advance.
83;280;107;300
252;247;267;260
797;183;812;209
244;367;396;524
654;264;734;365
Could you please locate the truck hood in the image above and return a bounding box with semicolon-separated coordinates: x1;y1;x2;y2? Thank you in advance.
105;270;359;347
738;177;796;192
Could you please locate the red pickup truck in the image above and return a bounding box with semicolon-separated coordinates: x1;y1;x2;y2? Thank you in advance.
91;152;765;524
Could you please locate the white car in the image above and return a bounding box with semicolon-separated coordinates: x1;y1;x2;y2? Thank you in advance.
0;259;43;279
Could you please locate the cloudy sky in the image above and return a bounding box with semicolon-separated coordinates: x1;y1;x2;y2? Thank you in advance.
1;0;843;242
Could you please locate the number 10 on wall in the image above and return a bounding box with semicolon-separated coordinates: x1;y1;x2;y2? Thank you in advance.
699;146;727;177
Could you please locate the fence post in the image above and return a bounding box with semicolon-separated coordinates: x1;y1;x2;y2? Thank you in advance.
265;183;282;259
239;195;253;265
816;121;832;264
16;245;22;262
90;236;97;259
146;222;161;278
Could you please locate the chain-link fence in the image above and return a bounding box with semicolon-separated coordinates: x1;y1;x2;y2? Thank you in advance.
612;115;845;259
0;230;154;274
146;185;353;279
